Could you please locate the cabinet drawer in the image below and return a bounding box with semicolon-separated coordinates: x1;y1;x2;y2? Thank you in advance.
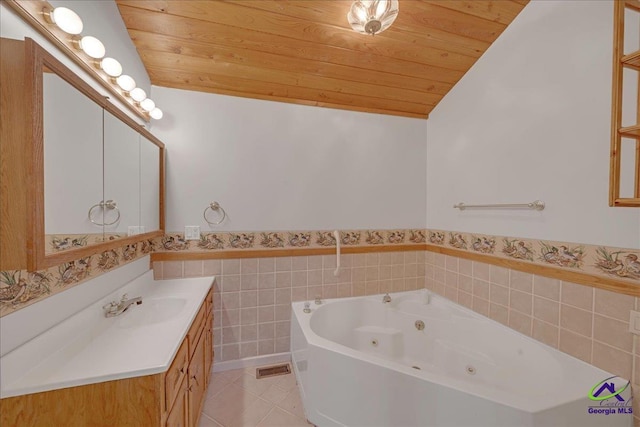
187;302;206;359
165;339;188;412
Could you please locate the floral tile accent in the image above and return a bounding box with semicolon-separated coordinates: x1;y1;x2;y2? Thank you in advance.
50;235;88;252
229;233;255;249
470;235;496;254
409;230;426;244
58;257;92;285
162;235;190;251
140;239;157;254
288;232;311;247
502;238;534;261
198;233;225;250
429;231;445;245
539;241;585;269
387;230;406;244
341;231;361;245
122;244;138;261
97;249;120;271
595;247;640;280
365;231;385;245
316;231;336;247
448;232;468;250
260;232;285;248
0;271;51;306
1;239;150;317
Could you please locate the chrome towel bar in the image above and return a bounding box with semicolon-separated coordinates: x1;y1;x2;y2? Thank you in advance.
453;200;545;211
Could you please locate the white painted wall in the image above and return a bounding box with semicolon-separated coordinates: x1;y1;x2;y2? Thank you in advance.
150;87;428;232
426;0;640;249
0;0;150;124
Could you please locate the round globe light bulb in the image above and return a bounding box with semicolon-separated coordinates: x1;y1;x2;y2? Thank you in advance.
50;7;83;35
149;108;163;120
130;88;147;102
79;36;105;59
100;57;122;78
116;75;136;92
140;98;156;112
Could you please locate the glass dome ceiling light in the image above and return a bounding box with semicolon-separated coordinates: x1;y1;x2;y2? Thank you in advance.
347;0;399;35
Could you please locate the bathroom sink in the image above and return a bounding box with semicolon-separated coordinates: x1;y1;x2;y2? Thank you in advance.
116;297;187;328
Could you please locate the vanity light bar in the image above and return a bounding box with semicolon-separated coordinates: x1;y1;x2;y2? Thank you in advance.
41;4;162;120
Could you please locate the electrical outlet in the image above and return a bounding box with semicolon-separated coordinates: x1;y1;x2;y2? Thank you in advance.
185;226;200;240
629;310;640;335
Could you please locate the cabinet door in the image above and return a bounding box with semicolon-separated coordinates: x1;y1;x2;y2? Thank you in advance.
205;314;213;385
188;331;207;427
166;377;189;427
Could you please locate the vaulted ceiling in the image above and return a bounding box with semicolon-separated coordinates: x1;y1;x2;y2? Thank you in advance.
116;0;528;119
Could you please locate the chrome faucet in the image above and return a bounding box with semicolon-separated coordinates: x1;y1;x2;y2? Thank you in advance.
382;293;392;303
102;293;142;317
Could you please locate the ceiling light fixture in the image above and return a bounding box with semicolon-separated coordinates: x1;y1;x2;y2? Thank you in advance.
116;75;136;92
45;7;83;35
78;36;105;59
100;57;123;77
149;108;163;120
36;3;162;120
130;88;147;103
347;0;399;35
140;98;155;112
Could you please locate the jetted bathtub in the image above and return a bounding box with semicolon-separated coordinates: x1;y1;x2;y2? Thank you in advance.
290;290;632;427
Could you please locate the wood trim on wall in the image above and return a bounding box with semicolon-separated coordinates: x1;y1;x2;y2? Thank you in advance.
151;244;426;261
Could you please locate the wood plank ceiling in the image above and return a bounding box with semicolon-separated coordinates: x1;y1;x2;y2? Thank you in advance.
116;0;528;119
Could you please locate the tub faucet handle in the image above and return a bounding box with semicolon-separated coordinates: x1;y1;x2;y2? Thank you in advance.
383;293;392;303
314;296;322;305
303;302;311;313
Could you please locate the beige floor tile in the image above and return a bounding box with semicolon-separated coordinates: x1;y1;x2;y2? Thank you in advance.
274;373;298;392
202;383;260;425
276;389;306;420
199;414;224;427
235;373;281;396
257;408;309;427
227;398;273;427
260;384;290;405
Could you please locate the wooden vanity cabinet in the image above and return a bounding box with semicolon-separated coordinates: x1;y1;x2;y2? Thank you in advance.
0;288;214;427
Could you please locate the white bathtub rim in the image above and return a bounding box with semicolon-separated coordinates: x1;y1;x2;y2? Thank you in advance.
291;290;619;414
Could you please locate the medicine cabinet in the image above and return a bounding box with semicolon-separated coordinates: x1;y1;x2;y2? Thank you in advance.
0;37;165;271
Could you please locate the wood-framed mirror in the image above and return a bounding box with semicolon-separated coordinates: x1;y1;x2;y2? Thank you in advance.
0;37;165;271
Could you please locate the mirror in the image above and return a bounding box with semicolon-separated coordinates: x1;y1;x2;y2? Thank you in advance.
8;38;164;271
140;137;161;232
104;110;141;238
43;68;104;254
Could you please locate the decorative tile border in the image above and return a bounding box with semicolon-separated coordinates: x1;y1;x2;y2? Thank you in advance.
45;233;125;254
154;229;426;253
426;229;640;284
0;238;157;317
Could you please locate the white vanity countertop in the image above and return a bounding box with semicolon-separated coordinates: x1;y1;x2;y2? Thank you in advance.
0;271;214;398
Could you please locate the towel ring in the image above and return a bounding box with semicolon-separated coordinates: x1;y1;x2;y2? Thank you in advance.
204;201;226;225
88;200;120;226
